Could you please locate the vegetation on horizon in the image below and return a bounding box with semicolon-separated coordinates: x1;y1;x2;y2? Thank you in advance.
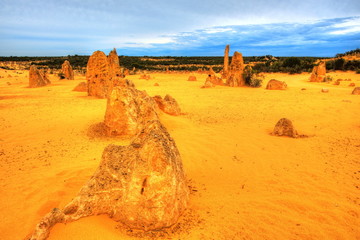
1;49;360;73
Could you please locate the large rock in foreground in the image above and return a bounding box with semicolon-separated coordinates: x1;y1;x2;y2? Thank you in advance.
104;86;158;136
309;61;326;82
266;79;287;90
153;94;181;116
29;65;51;88
86;51;113;98
26;120;189;240
61;60;74;80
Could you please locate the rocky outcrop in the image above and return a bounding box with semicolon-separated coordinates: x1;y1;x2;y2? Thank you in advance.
352;87;360;95
108;48;122;78
272;118;298;138
153;95;181;116
222;45;230;78
309;61;326;82
104;86;158;136
226;51;245;87
201;78;215;88
29;65;51;88
86;51;113;98
72;82;87;92
266;79;287;90
26;120;189;240
113;78;135;88
321;88;329;93
86;49;124;98
140;74;151;80
204;67;222;86
61;60;74;80
188;76;197;81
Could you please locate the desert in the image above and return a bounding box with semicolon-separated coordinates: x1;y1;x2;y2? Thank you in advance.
1;0;360;239
0;50;360;239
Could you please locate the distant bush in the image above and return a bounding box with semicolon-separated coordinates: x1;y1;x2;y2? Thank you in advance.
334;58;345;70
356;69;360;74
58;72;65;79
324;75;333;82
252;57;316;74
243;66;263;88
0;66;13;70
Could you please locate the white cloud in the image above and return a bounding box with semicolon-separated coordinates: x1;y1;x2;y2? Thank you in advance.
203;28;233;34
329;17;360;35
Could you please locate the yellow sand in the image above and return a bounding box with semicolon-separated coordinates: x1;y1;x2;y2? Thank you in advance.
0;69;359;240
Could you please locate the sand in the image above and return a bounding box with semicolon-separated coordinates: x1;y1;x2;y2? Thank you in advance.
0;69;359;240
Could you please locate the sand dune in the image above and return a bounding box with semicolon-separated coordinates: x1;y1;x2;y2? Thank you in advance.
0;70;359;239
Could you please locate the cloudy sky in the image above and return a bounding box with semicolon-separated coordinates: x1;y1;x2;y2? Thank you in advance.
0;0;359;56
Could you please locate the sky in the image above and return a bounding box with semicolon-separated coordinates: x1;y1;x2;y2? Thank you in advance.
0;0;359;57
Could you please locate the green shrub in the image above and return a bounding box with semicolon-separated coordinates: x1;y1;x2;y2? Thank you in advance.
243;65;263;88
324;75;333;82
58;72;65;79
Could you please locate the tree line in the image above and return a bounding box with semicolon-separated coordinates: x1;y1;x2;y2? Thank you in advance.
1;49;360;73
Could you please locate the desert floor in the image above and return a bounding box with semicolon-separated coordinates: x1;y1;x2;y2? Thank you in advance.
0;69;359;240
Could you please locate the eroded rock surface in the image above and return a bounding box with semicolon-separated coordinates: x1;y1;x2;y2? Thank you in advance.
104;86;158;136
272;118;298;138
352;87;360;95
188;76;197;81
153;94;181;116
222;44;230;79
108;48;122;78
29;65;51;88
309;61;326;82
266;79;287;90
26;120;189;240
86;51;113;98
72;82;87;92
226;51;245;87
61;60;74;80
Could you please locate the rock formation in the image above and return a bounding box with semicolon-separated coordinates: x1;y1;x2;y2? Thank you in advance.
113;78;135;88
187;76;197;81
321;88;329;93
72;82;87;92
272;118;298;138
140;74;151;80
153;95;181;116
204;67;222;86
309;61;326;82
222;45;230;78
352;87;360;95
108;48;122;78
201;78;215;88
26;120;189;240
104;86;158;136
349;83;355;87
266;79;287;90
154;83;159;86
86;51;113;98
86;49;124;98
226;51;245;87
61;60;74;80
29;65;51;88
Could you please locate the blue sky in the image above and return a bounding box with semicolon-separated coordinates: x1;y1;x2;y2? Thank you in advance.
0;0;359;56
